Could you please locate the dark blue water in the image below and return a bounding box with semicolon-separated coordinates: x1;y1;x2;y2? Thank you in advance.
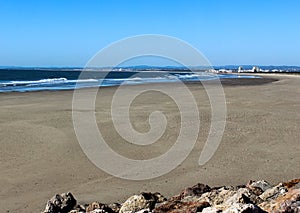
0;69;260;92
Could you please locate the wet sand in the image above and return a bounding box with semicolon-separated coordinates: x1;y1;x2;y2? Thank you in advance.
0;75;299;212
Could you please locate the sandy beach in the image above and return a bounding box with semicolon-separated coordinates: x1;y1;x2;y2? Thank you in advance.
0;75;299;212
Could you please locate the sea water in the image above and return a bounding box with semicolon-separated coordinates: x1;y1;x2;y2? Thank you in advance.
0;68;260;92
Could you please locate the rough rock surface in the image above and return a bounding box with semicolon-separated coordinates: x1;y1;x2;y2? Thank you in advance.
247;180;272;195
179;183;211;199
85;201;116;213
42;178;300;213
154;200;210;213
259;183;287;201
43;192;76;213
119;192;166;213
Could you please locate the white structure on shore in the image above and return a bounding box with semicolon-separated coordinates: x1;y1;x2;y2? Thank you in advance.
238;66;261;73
238;66;243;73
251;66;260;72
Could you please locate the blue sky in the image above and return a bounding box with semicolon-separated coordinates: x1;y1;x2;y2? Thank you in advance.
0;0;299;66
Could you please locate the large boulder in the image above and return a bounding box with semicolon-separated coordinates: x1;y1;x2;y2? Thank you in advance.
43;192;77;213
259;188;300;212
259;183;287;201
197;187;237;206
119;192;166;213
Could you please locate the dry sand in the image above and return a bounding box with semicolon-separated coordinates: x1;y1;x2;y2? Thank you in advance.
0;75;299;212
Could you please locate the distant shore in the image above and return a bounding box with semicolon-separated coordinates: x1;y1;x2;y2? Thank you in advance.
0;75;299;212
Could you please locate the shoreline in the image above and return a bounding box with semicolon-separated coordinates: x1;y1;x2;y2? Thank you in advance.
0;75;278;95
0;75;299;212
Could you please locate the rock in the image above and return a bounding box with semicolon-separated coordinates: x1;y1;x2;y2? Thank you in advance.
135;208;151;213
119;192;166;213
225;188;262;206
89;209;108;213
202;204;266;213
108;203;121;213
86;202;100;212
180;183;211;199
169;183;211;202
85;201;115;213
88;210;104;213
279;200;300;213
43;192;76;213
224;188;252;205
284;178;300;189
69;210;80;213
41;178;300;213
198;188;236;206
259;183;287;201
154;200;210;213
276;188;300;212
259;188;300;212
294;183;300;190
69;210;85;213
197;187;263;211
247;180;272;195
197;186;262;207
69;204;86;213
201;206;221;213
222;203;266;213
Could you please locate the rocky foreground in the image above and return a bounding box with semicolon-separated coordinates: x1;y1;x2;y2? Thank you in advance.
42;178;300;213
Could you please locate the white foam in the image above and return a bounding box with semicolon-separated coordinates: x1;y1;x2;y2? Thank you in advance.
0;78;99;87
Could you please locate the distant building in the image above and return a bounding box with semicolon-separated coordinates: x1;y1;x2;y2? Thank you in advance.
251;66;260;72
238;66;243;73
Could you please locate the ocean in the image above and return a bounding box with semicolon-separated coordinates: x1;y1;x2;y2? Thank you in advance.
0;68;260;92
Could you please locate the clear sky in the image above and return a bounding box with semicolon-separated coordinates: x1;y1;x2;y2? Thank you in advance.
1;0;299;66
